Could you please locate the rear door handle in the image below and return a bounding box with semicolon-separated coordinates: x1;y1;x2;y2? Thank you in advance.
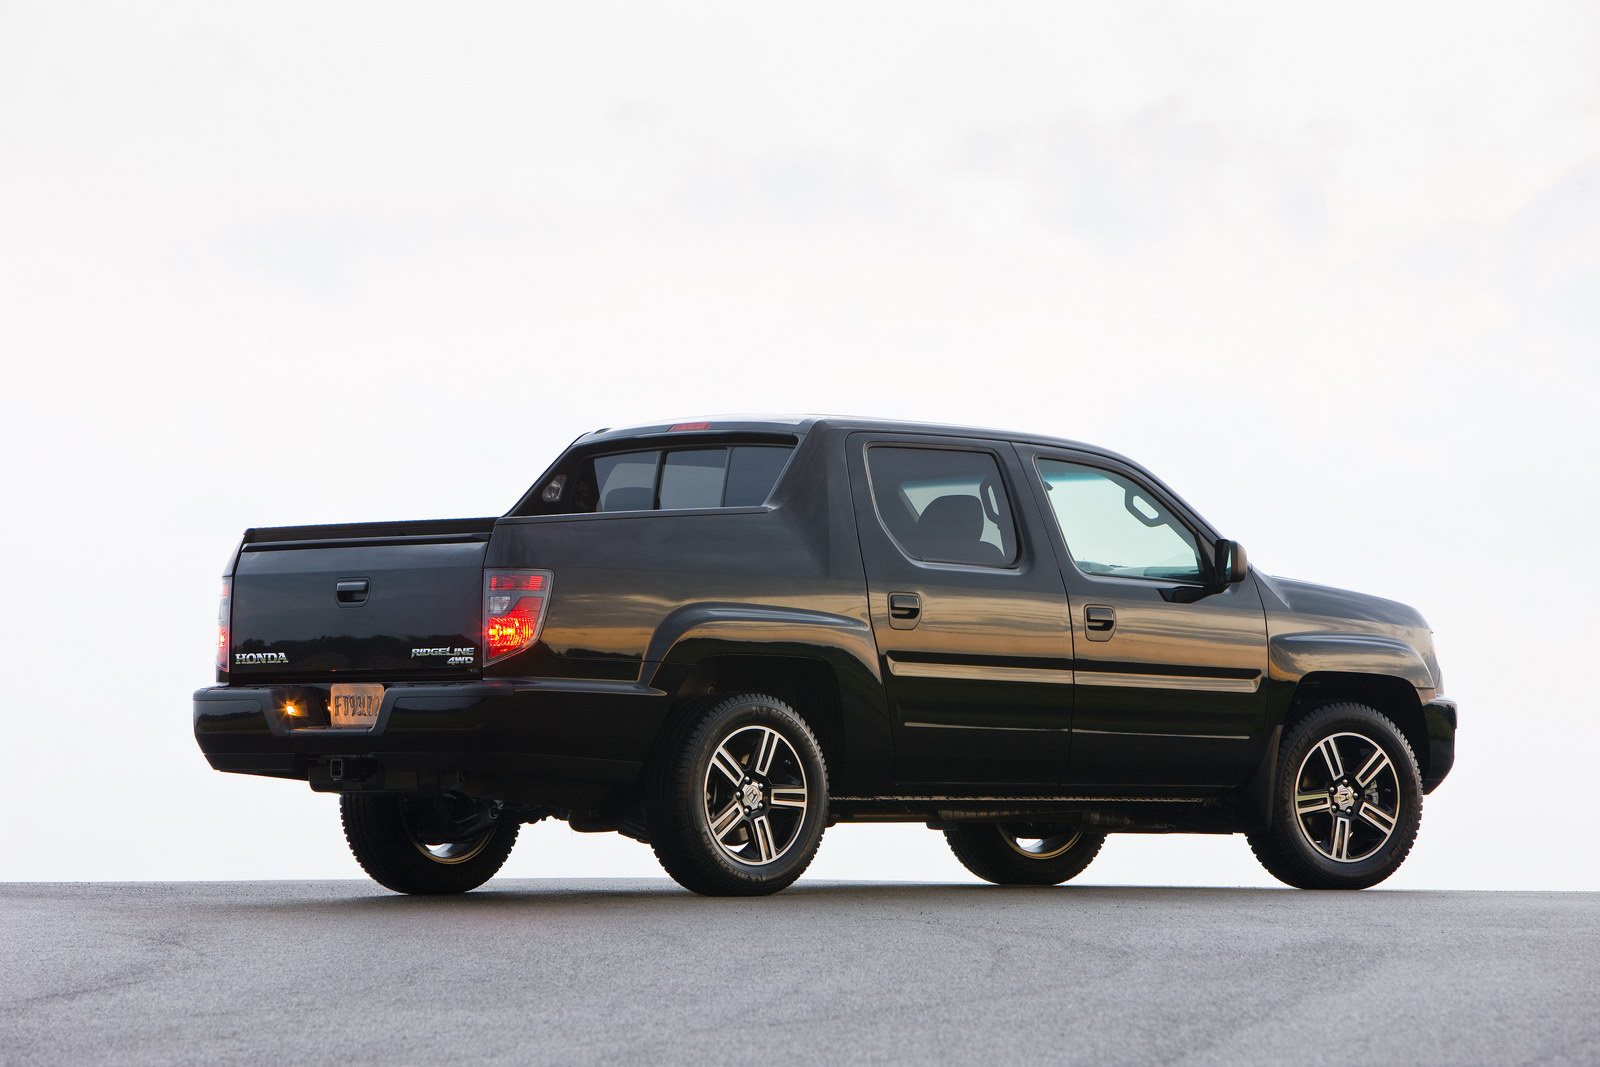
888;592;921;629
1084;605;1115;641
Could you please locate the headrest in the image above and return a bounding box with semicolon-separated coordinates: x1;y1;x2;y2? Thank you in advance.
602;486;655;512
918;494;983;540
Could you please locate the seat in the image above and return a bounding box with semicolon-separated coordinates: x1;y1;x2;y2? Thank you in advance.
601;486;655;512
913;495;1004;565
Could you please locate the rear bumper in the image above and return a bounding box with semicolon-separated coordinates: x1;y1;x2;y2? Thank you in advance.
193;679;671;803
1421;697;1457;794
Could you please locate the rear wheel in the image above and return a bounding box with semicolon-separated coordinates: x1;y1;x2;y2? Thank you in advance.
944;822;1106;886
1247;702;1422;890
340;794;518;895
648;692;829;896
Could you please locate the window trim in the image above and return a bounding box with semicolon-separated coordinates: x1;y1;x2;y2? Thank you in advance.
862;441;1023;570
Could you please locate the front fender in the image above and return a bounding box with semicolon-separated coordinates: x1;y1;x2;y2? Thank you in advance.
1269;632;1438;695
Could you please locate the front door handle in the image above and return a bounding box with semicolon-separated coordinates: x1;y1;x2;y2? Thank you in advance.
1084;604;1115;641
888;592;921;630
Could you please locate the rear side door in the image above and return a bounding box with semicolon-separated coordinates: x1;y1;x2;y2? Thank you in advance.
846;433;1073;788
1023;449;1269;787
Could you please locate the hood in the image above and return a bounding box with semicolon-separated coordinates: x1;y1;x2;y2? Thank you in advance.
1258;574;1430;631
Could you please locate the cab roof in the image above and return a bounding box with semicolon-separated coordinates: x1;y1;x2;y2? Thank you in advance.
576;414;1127;464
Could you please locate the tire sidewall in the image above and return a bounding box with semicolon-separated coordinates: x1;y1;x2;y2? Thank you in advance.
1273;703;1422;889
341;793;518;895
674;695;829;893
944;823;1106;886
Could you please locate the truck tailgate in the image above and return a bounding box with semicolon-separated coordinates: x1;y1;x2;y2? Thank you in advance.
228;519;494;680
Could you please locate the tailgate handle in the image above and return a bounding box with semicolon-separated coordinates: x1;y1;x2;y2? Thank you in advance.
336;578;369;605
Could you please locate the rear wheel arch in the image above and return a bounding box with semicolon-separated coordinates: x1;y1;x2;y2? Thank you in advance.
663;653;846;773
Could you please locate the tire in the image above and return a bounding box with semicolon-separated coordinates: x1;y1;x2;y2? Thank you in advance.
648;692;829;896
944;822;1106;886
340;794;518;895
1247;702;1422;890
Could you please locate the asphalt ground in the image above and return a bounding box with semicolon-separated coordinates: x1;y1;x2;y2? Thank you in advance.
1;880;1595;1066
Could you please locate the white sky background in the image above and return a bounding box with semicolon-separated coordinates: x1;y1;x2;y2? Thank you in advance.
2;2;1597;888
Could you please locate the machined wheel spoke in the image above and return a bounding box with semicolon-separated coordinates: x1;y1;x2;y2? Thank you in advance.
1359;801;1398;837
711;746;746;787
709;799;746;841
754;728;780;776
1295;790;1332;816
769;787;807;810
1355;749;1391;788
751;815;777;863
1330;815;1353;861
1316;737;1345;779
701;721;812;868
1290;725;1411;869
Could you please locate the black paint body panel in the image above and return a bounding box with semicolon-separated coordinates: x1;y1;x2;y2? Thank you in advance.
230;538;489;680
196;416;1456;827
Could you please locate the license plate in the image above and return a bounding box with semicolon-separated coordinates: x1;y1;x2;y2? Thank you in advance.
329;684;385;728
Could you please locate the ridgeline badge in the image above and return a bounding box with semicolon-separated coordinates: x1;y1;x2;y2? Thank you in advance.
412;646;478;666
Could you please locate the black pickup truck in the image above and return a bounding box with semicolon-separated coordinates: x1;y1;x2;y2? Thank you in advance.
195;416;1456;895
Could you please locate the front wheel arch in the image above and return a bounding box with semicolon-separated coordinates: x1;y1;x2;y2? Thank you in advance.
1284;673;1430;782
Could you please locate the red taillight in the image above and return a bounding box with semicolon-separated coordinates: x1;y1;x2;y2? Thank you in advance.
670;422;711;431
216;577;232;673
484;569;552;665
486;607;540;659
489;573;544;592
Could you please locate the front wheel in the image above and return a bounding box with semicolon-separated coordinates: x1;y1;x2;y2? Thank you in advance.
340;794;518;895
648;692;829;896
944;823;1106;886
1247;702;1422;890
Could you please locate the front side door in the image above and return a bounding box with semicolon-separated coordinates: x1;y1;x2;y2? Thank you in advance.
1024;450;1270;788
846;434;1073;788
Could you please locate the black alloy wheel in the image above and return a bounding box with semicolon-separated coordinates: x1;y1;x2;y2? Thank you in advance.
944;822;1106;886
1247;702;1423;890
340;794;519;895
648;692;829;896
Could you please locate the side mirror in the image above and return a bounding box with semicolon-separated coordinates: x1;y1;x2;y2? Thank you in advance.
1214;539;1249;584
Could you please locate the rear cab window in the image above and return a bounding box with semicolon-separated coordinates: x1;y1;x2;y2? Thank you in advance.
514;440;795;516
